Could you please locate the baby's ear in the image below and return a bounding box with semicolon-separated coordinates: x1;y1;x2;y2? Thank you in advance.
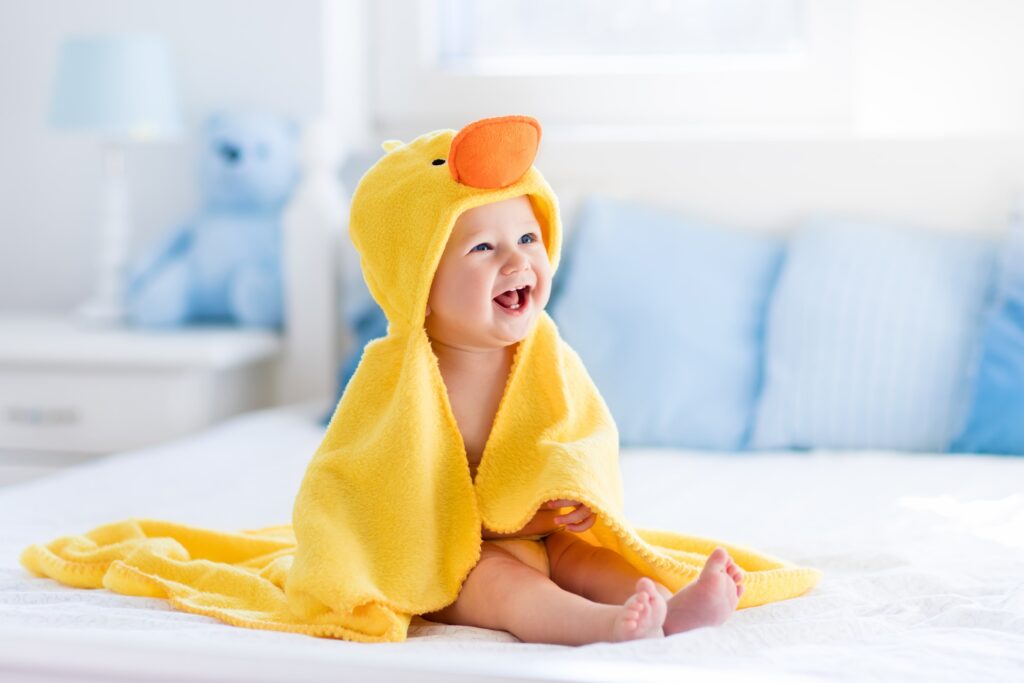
425;304;432;317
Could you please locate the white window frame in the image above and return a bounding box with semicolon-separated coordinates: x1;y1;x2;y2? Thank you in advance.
372;0;857;139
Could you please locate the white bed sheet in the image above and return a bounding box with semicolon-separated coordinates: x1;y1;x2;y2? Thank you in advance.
1;402;1022;683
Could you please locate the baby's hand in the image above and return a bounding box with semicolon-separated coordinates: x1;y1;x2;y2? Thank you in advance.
483;499;598;539
544;499;596;533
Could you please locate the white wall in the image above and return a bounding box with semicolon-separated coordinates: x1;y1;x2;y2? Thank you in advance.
373;0;1024;141
855;0;1024;137
0;0;370;312
369;0;1024;238
3;0;1024;312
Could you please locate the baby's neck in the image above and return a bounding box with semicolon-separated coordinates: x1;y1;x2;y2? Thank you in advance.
429;337;516;377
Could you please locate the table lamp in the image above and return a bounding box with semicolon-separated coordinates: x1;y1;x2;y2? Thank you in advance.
50;34;184;326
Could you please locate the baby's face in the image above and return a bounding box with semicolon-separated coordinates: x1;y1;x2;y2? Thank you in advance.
426;195;552;349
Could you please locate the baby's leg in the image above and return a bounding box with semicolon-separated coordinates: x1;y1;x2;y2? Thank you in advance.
422;541;663;645
545;533;744;634
545;531;673;604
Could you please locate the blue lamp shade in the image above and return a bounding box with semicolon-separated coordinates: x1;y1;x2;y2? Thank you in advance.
50;35;183;141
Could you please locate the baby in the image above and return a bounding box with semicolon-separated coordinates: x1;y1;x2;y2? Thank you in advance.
421;194;745;645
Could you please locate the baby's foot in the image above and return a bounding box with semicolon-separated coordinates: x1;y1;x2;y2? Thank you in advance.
610;577;667;641
664;547;744;636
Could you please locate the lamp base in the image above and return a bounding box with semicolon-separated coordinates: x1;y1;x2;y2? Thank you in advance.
77;143;132;329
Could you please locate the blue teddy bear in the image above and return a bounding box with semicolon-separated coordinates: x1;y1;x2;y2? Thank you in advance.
127;111;299;329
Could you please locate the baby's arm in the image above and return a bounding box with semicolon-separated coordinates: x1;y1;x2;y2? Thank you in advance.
482;507;560;539
481;500;595;539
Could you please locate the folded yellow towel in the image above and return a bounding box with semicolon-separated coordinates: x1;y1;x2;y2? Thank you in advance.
21;116;820;643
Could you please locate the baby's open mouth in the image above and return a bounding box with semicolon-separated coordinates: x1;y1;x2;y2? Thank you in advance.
493;285;530;313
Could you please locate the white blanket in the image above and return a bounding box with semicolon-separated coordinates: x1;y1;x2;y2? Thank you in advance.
1;402;1022;683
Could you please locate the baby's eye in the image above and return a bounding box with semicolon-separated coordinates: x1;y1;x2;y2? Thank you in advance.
470;243;492;252
519;233;538;244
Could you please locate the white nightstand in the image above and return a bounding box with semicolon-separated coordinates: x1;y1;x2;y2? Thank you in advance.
0;313;282;486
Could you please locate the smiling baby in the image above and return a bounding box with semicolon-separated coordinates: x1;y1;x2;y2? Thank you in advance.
421;194;745;644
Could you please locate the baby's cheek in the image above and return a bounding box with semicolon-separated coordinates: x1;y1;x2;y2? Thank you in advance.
535;281;552;310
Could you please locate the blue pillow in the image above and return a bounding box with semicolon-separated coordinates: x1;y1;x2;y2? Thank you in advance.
751;218;995;452
549;196;783;450
951;215;1024;454
324;300;388;420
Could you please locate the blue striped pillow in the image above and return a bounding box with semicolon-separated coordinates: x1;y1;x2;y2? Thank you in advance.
550;196;783;450
952;214;1024;454
751;218;995;452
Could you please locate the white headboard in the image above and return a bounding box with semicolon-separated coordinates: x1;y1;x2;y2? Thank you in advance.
538;134;1024;237
277;122;1024;404
278;119;348;406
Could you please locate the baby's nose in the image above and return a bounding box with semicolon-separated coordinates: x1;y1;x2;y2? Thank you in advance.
501;253;529;274
448;115;540;189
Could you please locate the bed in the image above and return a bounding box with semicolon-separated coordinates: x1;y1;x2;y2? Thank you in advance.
1;401;1022;682
2;122;1024;682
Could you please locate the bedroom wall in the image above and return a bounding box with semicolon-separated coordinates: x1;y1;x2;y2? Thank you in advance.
539;0;1024;235
3;0;1024;312
0;0;370;312
539;137;1024;241
370;0;1024;238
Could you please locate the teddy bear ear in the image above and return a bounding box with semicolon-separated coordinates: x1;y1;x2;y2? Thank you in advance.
381;140;404;153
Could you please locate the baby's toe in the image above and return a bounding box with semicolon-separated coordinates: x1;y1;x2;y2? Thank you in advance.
705;548;729;572
626;595;646;615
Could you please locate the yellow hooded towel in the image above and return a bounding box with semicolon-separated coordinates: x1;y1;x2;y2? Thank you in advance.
20;116;820;643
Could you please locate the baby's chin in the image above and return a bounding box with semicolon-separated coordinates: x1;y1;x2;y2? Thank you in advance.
426;315;537;351
491;327;531;346
490;306;543;342
457;313;538;349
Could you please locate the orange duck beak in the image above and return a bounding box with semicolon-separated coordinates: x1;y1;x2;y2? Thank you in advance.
448;115;541;189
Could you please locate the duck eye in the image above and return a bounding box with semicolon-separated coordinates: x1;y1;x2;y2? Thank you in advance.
432;159;446;166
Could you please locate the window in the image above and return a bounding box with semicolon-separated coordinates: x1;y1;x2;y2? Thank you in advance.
373;0;855;138
437;0;805;73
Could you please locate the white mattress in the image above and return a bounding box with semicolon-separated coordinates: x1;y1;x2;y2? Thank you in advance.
1;402;1022;683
